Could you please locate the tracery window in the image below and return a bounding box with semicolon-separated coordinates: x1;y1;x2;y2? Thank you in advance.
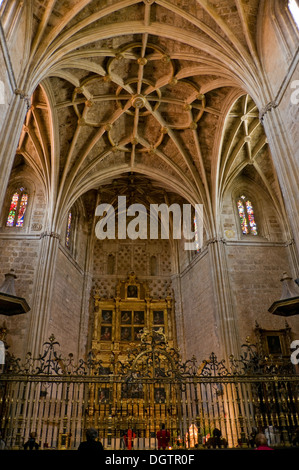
237;195;258;236
65;211;72;248
288;0;299;29
64;203;82;258
6;187;28;227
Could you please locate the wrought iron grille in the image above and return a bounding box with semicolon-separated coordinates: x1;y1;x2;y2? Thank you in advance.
0;332;298;450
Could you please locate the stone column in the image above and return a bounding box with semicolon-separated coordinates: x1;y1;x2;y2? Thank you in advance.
207;238;241;360
171;273;187;360
261;107;299;268
0;95;28;213
26;231;61;355
77;214;98;358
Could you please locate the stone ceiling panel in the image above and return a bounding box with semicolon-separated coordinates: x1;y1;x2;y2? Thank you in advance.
13;0;282;234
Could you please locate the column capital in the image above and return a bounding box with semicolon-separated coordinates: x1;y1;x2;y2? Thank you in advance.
259;100;278;122
41;231;61;240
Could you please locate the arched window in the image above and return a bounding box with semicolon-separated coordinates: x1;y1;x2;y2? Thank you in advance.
237;195;258;236
288;0;299;29
65;211;72;248
6;187;28;227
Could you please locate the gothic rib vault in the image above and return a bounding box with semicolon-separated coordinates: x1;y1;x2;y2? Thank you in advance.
14;0;286;239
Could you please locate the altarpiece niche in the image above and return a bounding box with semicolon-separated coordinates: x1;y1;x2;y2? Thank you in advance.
89;273;174;437
92;272;174;366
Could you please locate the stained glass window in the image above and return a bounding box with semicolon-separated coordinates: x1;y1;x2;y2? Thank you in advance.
237;198;249;234
65;211;72;248
6;188;28;227
237;195;257;235
245;199;258;236
16;192;28;227
6;192;19;226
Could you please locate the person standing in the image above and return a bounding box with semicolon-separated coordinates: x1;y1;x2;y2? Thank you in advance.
156;424;170;450
124;429;136;450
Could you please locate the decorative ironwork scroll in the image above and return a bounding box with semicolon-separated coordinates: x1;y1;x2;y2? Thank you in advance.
0;332;298;450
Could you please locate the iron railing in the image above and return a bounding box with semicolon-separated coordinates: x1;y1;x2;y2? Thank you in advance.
0;332;298;450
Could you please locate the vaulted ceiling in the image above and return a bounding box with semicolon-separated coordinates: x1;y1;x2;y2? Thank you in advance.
14;0;283;236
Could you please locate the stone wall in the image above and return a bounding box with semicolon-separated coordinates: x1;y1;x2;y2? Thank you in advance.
0;238;41;357
176;249;219;362
0;164;46;357
176;237;299;364
225;242;299;340
220;167;299;352
47;247;87;357
258;1;299;255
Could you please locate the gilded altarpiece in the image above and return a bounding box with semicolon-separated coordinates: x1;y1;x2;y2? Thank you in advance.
90;273;175;441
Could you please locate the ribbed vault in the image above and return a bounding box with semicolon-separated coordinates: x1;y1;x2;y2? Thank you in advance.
14;0;282;238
